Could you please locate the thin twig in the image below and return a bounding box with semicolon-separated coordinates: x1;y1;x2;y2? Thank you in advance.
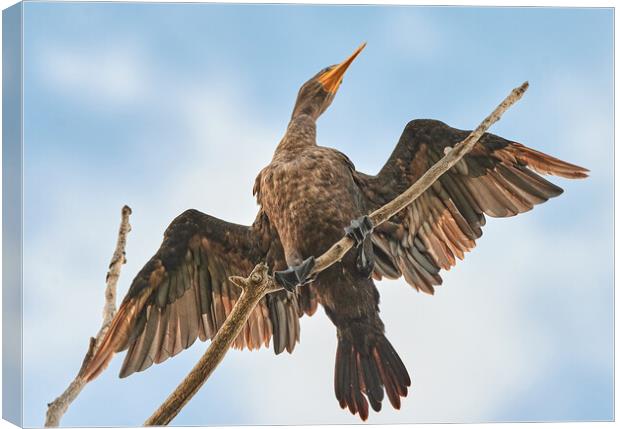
45;205;132;427
144;81;529;426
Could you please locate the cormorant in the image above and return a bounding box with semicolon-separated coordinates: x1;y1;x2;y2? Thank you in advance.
81;43;588;420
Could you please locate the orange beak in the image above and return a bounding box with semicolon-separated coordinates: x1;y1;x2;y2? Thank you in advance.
317;42;366;94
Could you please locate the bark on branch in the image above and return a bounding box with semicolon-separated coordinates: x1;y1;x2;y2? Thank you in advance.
144;81;529;426
45;205;132;427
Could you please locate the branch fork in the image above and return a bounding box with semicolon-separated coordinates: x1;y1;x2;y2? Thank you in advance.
229;262;277;292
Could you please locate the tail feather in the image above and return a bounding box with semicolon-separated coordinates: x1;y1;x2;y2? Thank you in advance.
373;347;400;409
350;351;367;419
335;334;410;421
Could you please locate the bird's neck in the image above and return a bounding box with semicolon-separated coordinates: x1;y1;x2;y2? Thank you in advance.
274;114;317;156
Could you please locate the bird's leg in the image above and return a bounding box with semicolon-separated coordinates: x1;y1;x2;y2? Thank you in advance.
274;256;316;292
345;215;375;276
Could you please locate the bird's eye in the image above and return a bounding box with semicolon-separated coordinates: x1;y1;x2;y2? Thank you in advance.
318;66;333;75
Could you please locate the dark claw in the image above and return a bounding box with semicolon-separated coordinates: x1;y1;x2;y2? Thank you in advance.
274;256;316;292
345;215;374;247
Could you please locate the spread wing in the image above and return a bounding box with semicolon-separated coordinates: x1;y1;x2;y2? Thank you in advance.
82;208;314;381
355;119;588;294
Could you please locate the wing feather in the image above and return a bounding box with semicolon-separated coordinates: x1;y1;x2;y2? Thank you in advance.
356;119;588;294
81;209;307;381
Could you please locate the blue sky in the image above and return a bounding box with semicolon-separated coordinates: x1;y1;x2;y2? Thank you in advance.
20;3;612;427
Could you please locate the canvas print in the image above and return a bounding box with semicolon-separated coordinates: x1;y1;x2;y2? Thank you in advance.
2;2;613;427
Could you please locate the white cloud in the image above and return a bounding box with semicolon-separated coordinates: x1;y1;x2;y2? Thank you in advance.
543;73;612;189
37;42;148;106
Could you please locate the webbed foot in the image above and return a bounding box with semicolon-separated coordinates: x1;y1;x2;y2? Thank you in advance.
345;215;375;277
345;215;374;246
274;256;316;292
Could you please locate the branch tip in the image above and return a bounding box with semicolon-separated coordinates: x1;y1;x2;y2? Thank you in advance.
44;204;133;427
228;276;248;290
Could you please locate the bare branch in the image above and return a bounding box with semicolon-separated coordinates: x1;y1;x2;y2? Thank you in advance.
45;205;132;427
144;81;529;426
144;264;274;426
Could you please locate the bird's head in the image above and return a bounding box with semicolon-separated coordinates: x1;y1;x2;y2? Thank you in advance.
291;42;366;120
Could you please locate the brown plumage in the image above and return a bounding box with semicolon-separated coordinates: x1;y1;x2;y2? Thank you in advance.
80;43;588;420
